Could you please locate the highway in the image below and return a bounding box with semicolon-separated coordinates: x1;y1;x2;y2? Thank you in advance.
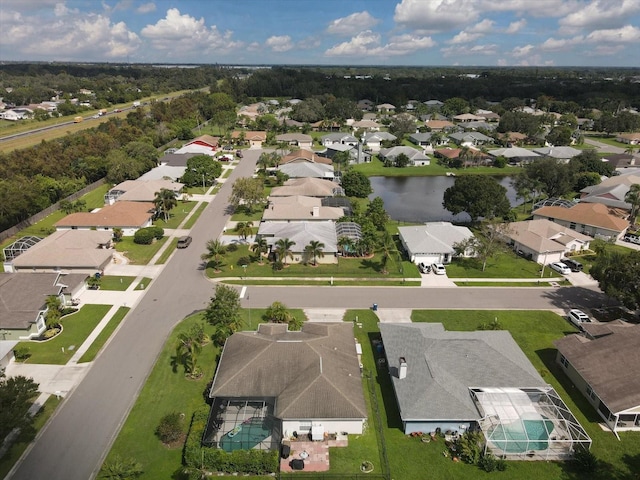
7;148;609;480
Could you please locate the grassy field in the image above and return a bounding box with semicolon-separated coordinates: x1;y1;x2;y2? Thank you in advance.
183;202;208;229
98;275;136;291
0;395;62;479
445;253;551;278
115;237;168;264
78;307;130;363
353;156;518;177
17;305;111;364
154;201;197;229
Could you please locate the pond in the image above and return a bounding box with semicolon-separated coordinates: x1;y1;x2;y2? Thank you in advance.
369;175;518;223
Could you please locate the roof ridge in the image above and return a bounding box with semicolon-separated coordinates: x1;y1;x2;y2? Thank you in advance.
211;335;272;393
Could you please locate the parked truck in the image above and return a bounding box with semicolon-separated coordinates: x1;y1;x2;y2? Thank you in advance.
74;116;83;123
98;108;107;116
132;101;141;107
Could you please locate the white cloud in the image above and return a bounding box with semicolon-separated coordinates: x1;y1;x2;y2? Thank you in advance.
468;19;495;33
265;35;293;52
325;31;435;57
141;8;242;55
0;5;140;60
560;0;638;30
497;58;509;66
478;0;576;17
394;0;479;32
511;44;535;57
585;25;640;43
247;42;261;52
448;31;483;44
327;11;379;36
136;2;156;14
506;19;526;33
539;35;583;51
441;43;499;57
586;44;625;56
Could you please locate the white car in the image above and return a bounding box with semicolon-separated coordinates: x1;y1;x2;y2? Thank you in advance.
432;263;446;275
550;262;571;275
567;309;591;329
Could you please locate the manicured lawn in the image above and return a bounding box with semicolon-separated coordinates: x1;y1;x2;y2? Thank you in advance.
101;313;221;480
115;237;168;265
445;253;547;278
155;238;178;264
585;135;629;149
230;206;267;222
135;277;153;290
98;275;136;291
454;281;569;287
183;202;208;229
206;244;418;279
353;156;517;177
78;307;130;363
226;279;421;287
154;201;197;229
17;305;111;364
238;307;306;332
0;395;62;479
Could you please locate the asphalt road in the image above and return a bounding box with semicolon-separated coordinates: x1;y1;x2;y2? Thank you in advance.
8;149;610;480
584;137;625;154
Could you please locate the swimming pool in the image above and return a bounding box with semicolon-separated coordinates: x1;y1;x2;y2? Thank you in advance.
220;417;272;452
488;418;555;453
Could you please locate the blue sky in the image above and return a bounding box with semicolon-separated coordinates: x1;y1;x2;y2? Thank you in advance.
1;0;639;66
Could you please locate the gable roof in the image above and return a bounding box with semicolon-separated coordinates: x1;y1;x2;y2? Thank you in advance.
55;202;154;229
425;120;455;130
554;326;640;413
380;323;546;421
379;146;430;162
185;134;219;148
275;133;313;143
278;162;334;179
533;203;629;233
363;131;396;142
580;172;640;209
505;219;591;253
532;146;582;159
281;149;332;165
108;179;183;202
399;222;474;256
321;133;358;144
209;323;367;420
488;147;541;159
270;177;342;197
257;221;338;252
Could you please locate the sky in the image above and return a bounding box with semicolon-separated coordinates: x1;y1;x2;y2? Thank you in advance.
1;0;639;67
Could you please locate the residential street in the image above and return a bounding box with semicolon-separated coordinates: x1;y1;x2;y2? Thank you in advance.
8;149;610;480
583;137;626;154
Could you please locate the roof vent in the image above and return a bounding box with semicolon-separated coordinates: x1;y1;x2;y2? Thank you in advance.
398;357;407;379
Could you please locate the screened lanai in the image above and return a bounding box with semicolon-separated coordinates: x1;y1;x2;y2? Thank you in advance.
472;387;591;460
3;236;42;261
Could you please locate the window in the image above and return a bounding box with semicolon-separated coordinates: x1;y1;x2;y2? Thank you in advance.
569;222;576;230
560;355;569;368
299;422;312;431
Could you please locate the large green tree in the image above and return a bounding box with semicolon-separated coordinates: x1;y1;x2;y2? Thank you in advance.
341;170;372;198
443;175;510;222
275;238;296;265
180;155;222;188
0;368;39;440
304;240;325;266
228;177;267;213
523;158;574;198
625;183;640;225
590;250;640;309
153;188;177;222
204;284;242;346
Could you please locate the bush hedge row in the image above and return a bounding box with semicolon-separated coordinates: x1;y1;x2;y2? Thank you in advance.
133;226;164;245
183;407;278;475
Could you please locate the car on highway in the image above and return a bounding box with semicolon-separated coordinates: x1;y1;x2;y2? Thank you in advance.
176;236;192;248
550;262;571;275
432;263;446;275
567;309;591;329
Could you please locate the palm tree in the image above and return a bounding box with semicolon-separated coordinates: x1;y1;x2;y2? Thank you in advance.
175;328;202;375
153;188;177;222
201;239;226;267
275;238;296;265
304;240;325;266
624;145;637;156
235;221;254;241
625;183;640;226
251;237;269;263
338;236;355;257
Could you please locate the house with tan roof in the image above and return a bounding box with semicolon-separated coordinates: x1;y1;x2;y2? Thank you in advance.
533;203;629;241
616;132;640;145
270;178;343;198
0;272;86;340
263;196;345;222
232;130;267;148
554;325;640;435
6;230;112;273
453;113;485;122
104;179;183;205
203;322;367;452
425;120;455;132
501;219;591;264
275;133;313;149
351;119;380;131
281;149;332;165
376;103;395;113
55;201;154;236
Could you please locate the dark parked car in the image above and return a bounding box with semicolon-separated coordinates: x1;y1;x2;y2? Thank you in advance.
236;150;243;158
177;236;192;248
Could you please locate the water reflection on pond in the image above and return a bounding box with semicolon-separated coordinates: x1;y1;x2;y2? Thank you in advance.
369;175;517;223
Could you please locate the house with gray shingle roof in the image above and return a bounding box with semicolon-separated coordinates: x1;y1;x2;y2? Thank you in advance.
398;222;474;265
257;221;338;264
448;131;493;146
362;131;396;152
206;322;367;446
379;146;430;166
278;162;334;180
320;133;358;147
532;146;582;163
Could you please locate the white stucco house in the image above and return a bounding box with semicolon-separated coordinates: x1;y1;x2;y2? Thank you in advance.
398;222;474;265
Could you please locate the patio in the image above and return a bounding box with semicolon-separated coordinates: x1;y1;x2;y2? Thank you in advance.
280;435;348;472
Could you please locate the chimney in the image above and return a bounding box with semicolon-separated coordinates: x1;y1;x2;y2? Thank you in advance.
312;206;319;217
398;357;407;379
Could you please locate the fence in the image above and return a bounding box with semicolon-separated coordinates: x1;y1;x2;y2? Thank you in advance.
0;178;106;242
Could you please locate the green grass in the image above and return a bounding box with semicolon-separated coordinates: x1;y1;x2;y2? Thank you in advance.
238;308;307;332
445;253;551;278
154;201;197;229
183;202;208;229
226;279;421;287
135;278;153;290
102;312;220;480
0;395;62;479
453;281;568;287
584;135;629;149
352;156;517;177
78;307;130;363
115;237;168;265
206;244;418;279
98;275;136;291
230;206;267;222
155;238;178;264
17;305;111;364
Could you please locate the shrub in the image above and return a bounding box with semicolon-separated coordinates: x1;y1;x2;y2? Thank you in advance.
150;226;164;239
237;256;250;266
155;412;183;444
573;446;599;473
14;345;31;361
272;260;283;271
61;307;79;316
226;243;238;252
478;452;497;472
133;228;154;245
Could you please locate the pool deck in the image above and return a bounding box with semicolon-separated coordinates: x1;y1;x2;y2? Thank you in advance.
280;437;348;472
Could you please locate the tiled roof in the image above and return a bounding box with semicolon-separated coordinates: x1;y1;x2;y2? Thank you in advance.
281;149;332;165
505;219;591;253
533;203;629;232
